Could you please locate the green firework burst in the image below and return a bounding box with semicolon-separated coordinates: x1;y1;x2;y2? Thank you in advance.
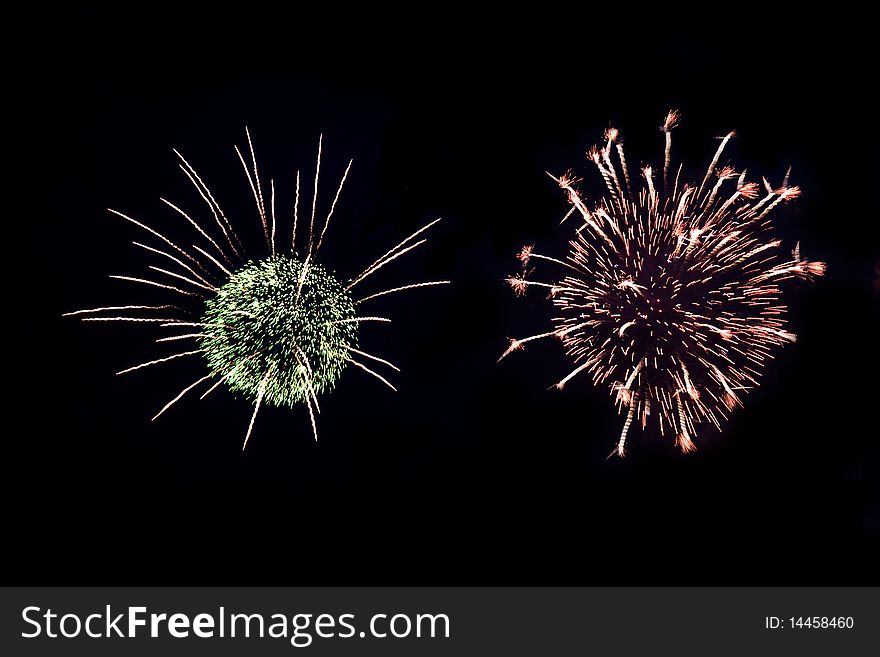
66;131;448;448
200;255;358;407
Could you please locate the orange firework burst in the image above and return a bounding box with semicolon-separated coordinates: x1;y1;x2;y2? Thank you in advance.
502;112;825;457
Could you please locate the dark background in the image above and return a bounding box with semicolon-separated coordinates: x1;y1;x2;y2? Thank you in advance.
8;5;878;583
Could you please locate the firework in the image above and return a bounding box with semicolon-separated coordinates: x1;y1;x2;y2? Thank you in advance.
502;112;825;457
67;131;449;448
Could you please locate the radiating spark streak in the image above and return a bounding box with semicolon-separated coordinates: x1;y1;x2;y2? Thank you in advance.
616;143;634;198
498;320;592;361
327;316;391;325
755;326;797;342
661;110;679;193
174;150;242;257
79;316;181;323
293;347;322;414
117;349;201;375
345;346;400;372
246;127;268;246
356;280;451;304
527;253;579;271
675;394;695;453
673;163;683;200
555;357;599;389
160;197;232;266
235;141;268;248
753;186;799;223
133;242;216;288
293;254;310;308
308;134;323;255
63;305;176;317
152;374;214;421
617;398;636;458
304;391;318;441
200;375;228;400
591;149;621;202
270;178;277;256
681;363;699;400
704;170;735;211
156;333;212;343
346;218;442;290
623;359;644;391
345;357;398;391
698;131;735;199
242;370;271;450
619;320;637;336
345;239;428;290
644;166;657;205
192;245;233;277
505;112;823;456
710;363;741;409
617;279;647;293
315;158;352;255
547;172;592;222
291;170;301;252
160;321;228;329
148;266;217;293
199;357;254;400
110;275;202;298
108;208;205;271
601;140;625;201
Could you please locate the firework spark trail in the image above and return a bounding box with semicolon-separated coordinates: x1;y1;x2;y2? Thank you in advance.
132;242;217;289
79;316;182;323
270;179;277;256
62;305;178;316
616;397;636;458
346;218;443;290
505;112;824;456
308;134;323;255
192;245;233;277
498;321;593;362
152;374;214;421
173;148;243;257
242;370;271;450
68;130;447;448
346;239;429;290
345;357;398;391
199;356;255;400
293;346;322;414
303;385;319;442
108;209;208;274
148;265;217;293
315;158;353;255
291;170;301;252
554;355;600;389
160;197;232;266
235;136;268;248
345;346;401;372
661;110;680;194
327;316;392;325
110;275;203;298
156;333;213;343
356;280;452;304
159;321;229;329
116;349;202;375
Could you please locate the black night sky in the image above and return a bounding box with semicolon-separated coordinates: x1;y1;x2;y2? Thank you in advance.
9;6;878;583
